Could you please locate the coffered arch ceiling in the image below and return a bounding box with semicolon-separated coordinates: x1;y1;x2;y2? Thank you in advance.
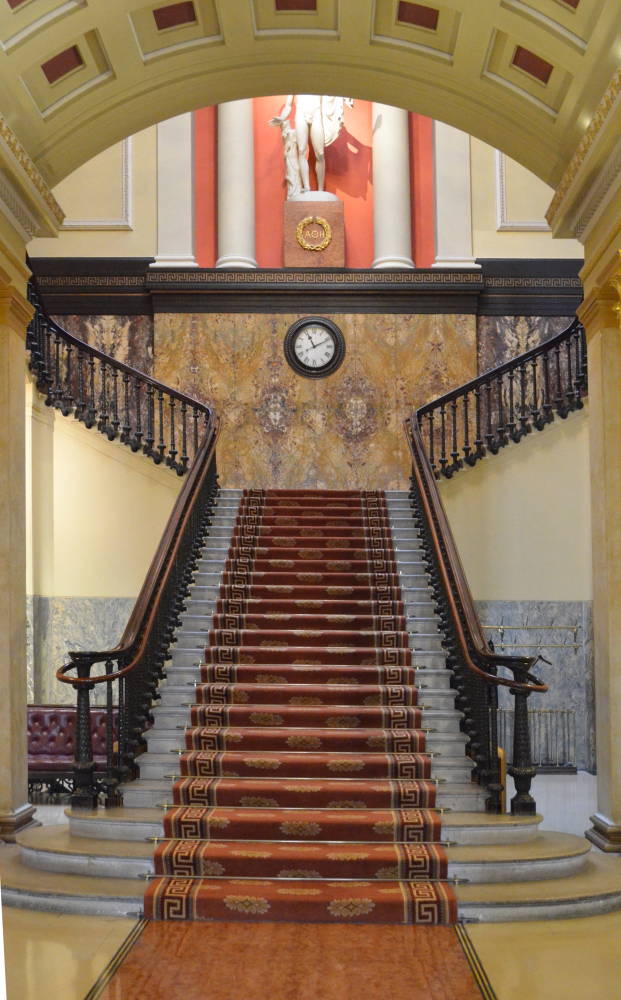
0;0;619;189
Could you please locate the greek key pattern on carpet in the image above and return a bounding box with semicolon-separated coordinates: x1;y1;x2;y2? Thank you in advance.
145;489;457;924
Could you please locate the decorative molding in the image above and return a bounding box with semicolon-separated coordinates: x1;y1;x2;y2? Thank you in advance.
29;258;584;317
569;134;621;242
0;114;63;236
61;138;133;231
495;151;550;232
547;67;621;229
0;171;43;241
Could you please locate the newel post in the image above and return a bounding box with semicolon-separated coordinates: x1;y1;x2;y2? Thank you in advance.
70;656;99;809
508;687;537;815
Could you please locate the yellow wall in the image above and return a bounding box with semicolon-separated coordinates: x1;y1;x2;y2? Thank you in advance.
26;380;180;599
28;128;157;260
440;404;592;602
470;138;582;260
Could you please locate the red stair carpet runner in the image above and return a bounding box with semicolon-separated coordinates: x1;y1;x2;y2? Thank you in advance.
145;489;457;924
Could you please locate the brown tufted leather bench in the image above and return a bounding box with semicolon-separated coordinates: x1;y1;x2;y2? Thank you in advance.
28;705;117;794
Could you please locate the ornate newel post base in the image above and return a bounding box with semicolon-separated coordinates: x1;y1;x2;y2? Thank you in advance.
508;688;537;815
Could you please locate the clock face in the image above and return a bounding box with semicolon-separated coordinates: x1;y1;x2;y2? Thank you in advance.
293;324;336;369
284;318;345;379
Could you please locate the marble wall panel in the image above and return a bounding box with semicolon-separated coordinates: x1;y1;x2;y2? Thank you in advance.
477;316;573;375
53;315;154;374
29;596;134;705
154;312;477;489
476;600;595;772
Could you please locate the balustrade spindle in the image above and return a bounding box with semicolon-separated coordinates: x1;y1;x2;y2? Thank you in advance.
542;351;553;423
157;390;166;463
484;382;495;452
427;412;435;474
449;399;460;474
76;349;86;419
168;398;178;469
463;393;472;465
122;373;131;443
104;660;121;806
86;356;97;428
518;362;529;438
530;357;542;430
507;370;516;441
110;368;120;438
53;331;62;406
180;401;189;473
474;386;484;460
132;378;143;451
439;404;447;474
566;335;576;409
98;361;109;435
145;384;155;457
44;323;53;400
192;407;199;458
62;343;74;416
554;343;566;418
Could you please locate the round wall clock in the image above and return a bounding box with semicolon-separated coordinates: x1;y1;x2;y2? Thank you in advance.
284;317;345;379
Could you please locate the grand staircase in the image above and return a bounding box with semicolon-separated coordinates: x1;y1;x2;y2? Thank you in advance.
5;488;617;924
4;295;620;923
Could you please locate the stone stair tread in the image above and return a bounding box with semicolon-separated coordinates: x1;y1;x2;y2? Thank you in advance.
0;845;144;899
455;852;621;905
17;825;153;859
446;832;590;863
442;812;542;829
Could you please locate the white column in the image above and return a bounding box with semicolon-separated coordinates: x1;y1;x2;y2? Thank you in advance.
433;121;479;268
371;104;414;269
216;100;257;269
152;113;196;268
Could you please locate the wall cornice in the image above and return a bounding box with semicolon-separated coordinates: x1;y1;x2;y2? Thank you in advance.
30;259;583;318
546;69;621;242
0;116;63;238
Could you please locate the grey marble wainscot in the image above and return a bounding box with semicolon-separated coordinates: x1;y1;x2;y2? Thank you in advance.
476;600;595;772
29;596;135;705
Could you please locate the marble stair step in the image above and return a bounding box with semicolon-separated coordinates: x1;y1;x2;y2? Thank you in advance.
162;663;454;690
156;685;457;711
8;839;621;922
17;827;588;885
143;728;468;756
148;701;463;731
169;646;448;670
137;751;475;783
66;807;541;847
0;845;144;917
120;778;486;813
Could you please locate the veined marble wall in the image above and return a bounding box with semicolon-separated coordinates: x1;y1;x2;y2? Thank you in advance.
53;315;154;374
153;313;477;489
476;600;595;772
477;316;574;374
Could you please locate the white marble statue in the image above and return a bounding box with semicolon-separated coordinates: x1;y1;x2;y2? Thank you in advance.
269;95;353;197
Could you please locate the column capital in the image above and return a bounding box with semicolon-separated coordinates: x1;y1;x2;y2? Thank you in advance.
578;249;621;334
0;274;33;339
577;287;619;335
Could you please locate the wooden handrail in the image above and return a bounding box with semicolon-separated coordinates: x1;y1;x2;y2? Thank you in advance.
405;415;547;694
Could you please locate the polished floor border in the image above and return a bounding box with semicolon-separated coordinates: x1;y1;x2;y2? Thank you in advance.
84;919;147;1000
456;924;498;1000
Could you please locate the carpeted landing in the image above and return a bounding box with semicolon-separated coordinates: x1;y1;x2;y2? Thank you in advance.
145;489;457;924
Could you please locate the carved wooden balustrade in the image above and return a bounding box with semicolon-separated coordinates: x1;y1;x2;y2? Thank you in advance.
405;416;548;814
417;318;587;479
26;283;220;808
